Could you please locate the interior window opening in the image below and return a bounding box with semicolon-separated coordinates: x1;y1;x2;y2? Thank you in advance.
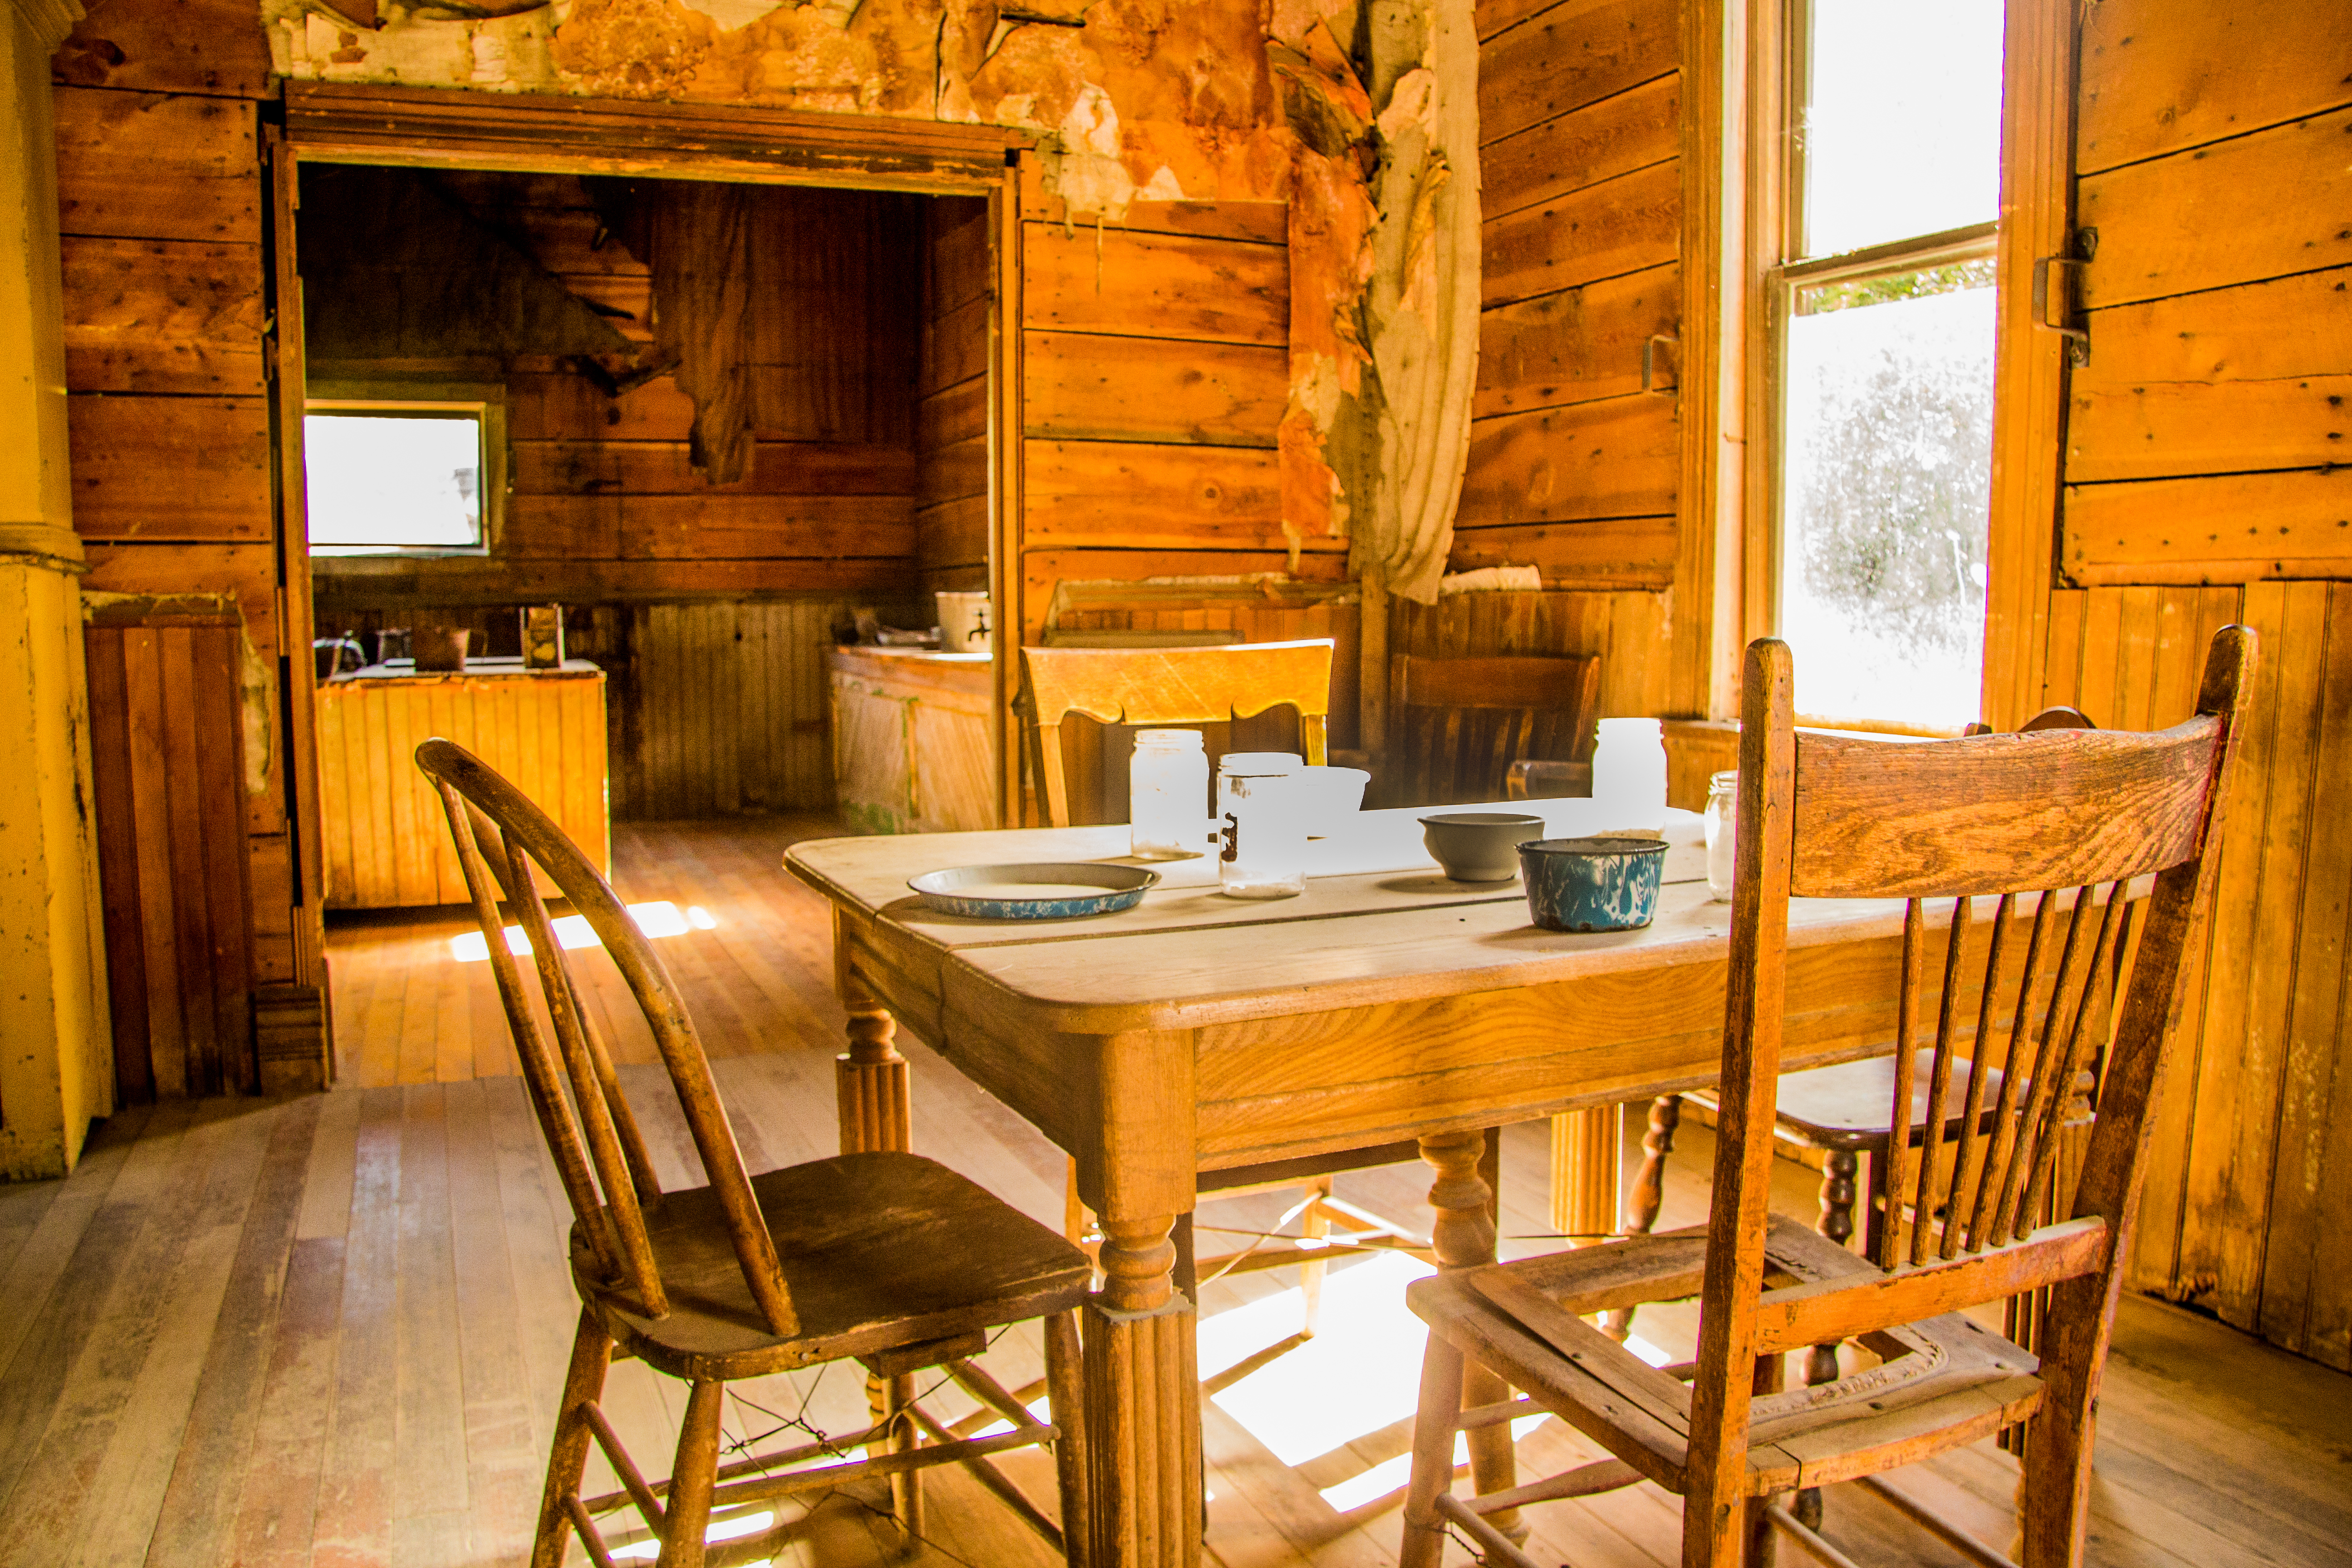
305;405;490;554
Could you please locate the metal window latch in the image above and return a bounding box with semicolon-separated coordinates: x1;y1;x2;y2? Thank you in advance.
2032;256;2091;366
1641;334;1680;393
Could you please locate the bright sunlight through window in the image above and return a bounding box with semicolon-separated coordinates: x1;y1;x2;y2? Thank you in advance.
305;410;485;552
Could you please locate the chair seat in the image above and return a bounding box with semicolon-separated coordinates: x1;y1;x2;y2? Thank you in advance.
574;1151;1093;1379
1406;1214;2044;1497
1686;1049;2013;1152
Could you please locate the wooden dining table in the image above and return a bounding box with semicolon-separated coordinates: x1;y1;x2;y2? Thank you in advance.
785;801;1953;1568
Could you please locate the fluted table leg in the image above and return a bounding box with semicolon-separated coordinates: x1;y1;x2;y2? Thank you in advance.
1420;1129;1524;1544
1084;1214;1201;1567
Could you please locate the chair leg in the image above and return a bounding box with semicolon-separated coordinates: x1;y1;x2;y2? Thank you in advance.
1605;1095;1681;1339
1044;1310;1092;1568
656;1377;725;1568
865;1370;924;1557
534;1308;613;1568
1399;1334;1466;1568
1744;1352;1786;1568
2018;1355;2099;1568
1300;1176;1332;1338
1805;1148;1859;1386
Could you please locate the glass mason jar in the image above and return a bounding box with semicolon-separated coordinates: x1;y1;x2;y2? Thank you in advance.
1129;729;1209;860
1704;769;1737;902
1593;716;1669;832
1216;752;1306;899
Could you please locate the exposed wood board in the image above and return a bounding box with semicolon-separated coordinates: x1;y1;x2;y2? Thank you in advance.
53;88;259;244
50;0;274;98
496;493;915;561
919;496;991;572
59;237;266;396
1481;159;1680;309
927;202;994;321
1482;74;1680;223
1022;225;1287;346
2061;466;2352;584
1668;0;1726;720
2085;266;2352;385
66;396;271;540
1017;549;1350;638
2078;0;2352;175
509;439;918;496
924;294;992;393
1022;441;1321;553
310;557;911;603
1016;184;1287;246
2259;583;2352;1360
920;436;989;511
505;369;699;442
2078;106;2352;310
1477;0;1677;147
1460;393;1678;526
2179;583;2327;1333
2067;375;2352;483
919;375;988;453
1476;262;1679;418
1024;331;1285;447
1447;517;1677;588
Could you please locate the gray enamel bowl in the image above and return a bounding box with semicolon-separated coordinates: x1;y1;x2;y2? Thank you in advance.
1419;812;1547;882
1519;836;1667;931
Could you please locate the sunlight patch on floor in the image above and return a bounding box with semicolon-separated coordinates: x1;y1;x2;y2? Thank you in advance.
450;899;710;962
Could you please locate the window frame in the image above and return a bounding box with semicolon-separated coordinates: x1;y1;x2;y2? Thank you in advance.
1747;0;2006;735
302;379;508;559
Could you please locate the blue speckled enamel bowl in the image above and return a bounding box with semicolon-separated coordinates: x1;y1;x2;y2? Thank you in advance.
1519;836;1668;932
908;862;1161;920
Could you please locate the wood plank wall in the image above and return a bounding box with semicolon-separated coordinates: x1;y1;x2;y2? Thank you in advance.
51;18;307;1046
1014;183;1337;640
918;197;990;600
82;616;257;1102
1462;0;1681;590
310;176;935;823
2039;0;2352;1370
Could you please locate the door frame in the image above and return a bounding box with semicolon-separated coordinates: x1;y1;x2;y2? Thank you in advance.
268;83;1037;985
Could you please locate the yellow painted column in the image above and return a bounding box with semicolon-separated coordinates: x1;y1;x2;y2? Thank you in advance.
0;0;113;1179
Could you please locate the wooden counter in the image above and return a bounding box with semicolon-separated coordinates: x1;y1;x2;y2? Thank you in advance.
827;646;995;834
317;659;610;908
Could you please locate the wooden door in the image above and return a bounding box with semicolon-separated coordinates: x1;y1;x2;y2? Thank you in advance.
84;613;257;1100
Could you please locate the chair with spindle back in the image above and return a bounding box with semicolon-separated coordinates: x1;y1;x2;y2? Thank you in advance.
1387;652;1603;806
1016;638;1446;1342
1396;627;2253;1568
414;738;1093;1568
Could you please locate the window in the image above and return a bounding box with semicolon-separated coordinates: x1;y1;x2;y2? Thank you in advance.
304;388;504;556
1770;0;2005;728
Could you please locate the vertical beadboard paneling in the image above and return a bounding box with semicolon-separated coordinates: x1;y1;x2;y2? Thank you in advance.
622;597;849;820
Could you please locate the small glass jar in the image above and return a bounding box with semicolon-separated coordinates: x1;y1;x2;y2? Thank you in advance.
1216;752;1306;899
1704;769;1737;902
1129;729;1209;860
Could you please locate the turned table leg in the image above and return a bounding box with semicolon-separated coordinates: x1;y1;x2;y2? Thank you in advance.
1420;1129;1524;1544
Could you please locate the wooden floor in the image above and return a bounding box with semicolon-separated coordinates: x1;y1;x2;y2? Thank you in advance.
2;820;2345;1567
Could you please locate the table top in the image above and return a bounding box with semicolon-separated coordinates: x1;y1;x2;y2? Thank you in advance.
788;801;1952;1033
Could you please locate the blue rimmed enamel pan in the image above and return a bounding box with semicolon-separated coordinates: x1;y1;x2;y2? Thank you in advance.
907;862;1161;920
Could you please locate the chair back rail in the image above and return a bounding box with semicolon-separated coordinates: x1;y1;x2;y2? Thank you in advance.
1387;652;1602;808
1682;628;2254;1562
418;737;799;1339
1017;639;1334;828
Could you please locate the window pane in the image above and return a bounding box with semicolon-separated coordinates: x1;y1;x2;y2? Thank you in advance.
305;413;482;549
1779;262;1994;725
1801;0;2004;257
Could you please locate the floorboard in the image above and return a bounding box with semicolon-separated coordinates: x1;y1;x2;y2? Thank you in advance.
0;819;2335;1566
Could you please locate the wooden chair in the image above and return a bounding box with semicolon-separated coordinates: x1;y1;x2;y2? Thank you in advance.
1016;638;1434;1338
1620;710;2105;1365
1396;627;2253;1568
1386;652;1602;806
415;738;1093;1568
1018;637;1335;827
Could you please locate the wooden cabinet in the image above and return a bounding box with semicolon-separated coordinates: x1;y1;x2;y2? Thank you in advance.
317;661;609;907
828;647;994;833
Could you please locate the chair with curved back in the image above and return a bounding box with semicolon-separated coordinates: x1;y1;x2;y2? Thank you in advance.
1396;628;2253;1568
415;738;1093;1568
